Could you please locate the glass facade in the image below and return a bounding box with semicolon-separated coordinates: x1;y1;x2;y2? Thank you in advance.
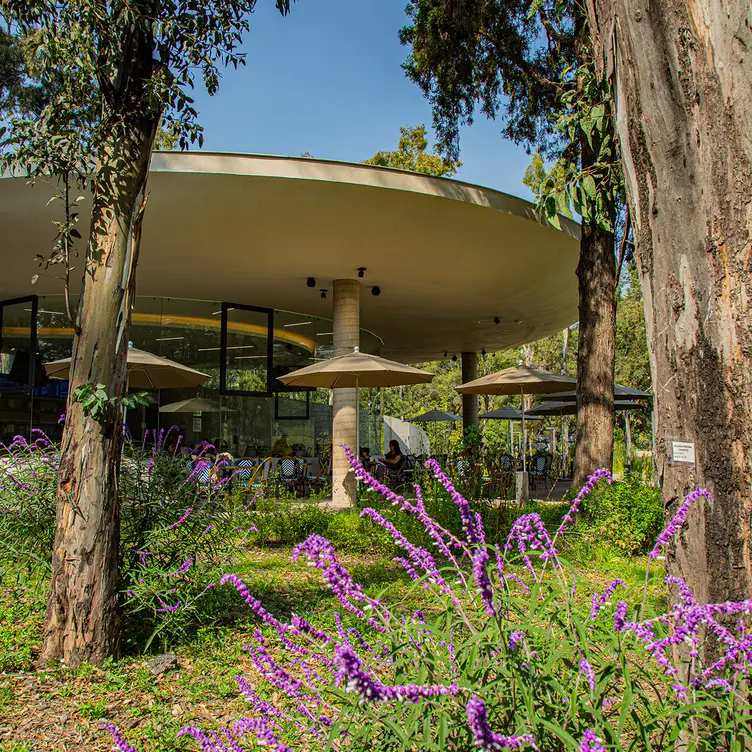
0;295;382;456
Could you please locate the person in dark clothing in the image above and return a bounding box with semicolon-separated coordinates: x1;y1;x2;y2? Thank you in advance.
381;440;405;473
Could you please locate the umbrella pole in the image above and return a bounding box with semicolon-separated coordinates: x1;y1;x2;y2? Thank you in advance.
355;374;360;483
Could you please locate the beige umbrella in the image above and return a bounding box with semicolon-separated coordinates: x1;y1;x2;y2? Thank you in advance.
278;346;434;455
44;346;209;390
456;365;577;473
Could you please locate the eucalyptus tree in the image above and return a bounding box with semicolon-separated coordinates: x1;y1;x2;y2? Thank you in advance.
1;0;294;667
584;2;752;610
400;0;623;486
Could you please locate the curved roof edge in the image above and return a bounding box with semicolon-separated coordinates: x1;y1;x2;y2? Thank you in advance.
150;150;582;242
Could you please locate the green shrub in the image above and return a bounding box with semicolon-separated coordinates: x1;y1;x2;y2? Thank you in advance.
579;473;663;555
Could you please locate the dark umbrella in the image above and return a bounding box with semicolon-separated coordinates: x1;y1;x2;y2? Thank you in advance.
526;400;647;417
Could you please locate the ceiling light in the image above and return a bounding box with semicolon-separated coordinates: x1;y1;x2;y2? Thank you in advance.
452;355;457;362
235;355;267;360
155;336;185;341
371;286;381;296
316;332;333;336
284;321;312;327
444;352;448;358
306;277;316;288
320;289;327;299
481;349;486;356
494;317;501;325
357;267;367;278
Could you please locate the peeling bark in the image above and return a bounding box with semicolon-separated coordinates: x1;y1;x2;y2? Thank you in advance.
41;36;160;666
585;0;752;607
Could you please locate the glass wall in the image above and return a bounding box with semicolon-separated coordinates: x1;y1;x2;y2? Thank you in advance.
1;295;383;458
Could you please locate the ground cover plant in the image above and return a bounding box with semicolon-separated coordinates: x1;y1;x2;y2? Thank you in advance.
93;451;749;751
1;437;746;751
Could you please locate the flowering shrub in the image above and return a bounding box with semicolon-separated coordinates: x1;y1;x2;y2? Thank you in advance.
0;428;258;652
0;431;58;564
104;448;752;751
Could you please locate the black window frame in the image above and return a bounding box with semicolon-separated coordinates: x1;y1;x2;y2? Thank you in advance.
219;301;274;397
0;295;39;392
274;390;311;421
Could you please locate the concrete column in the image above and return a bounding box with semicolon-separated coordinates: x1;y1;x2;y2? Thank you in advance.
332;279;360;506
461;352;479;433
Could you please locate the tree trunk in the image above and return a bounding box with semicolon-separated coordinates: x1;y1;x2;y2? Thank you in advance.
574;220;616;486
585;0;752;606
560;327;571;478
41;113;158;666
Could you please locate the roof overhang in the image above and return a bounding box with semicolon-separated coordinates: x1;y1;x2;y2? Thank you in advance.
0;152;580;362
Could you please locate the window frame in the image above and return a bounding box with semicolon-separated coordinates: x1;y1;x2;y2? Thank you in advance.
219;301;274;397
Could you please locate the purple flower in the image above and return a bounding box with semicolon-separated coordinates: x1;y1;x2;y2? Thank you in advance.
424;457;483;544
466;697;537;750
221;574;286;632
167;507;192;529
590;579;626;622
335;643;458;704
100;724;142;752
292;535;387;631
579;658;595;693
579;729;606;752
509;630;526;653
649;488;712;559
472;549;496;616
166;558;193;577
556;469;612;540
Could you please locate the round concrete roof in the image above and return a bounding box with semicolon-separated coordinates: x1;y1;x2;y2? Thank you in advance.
0;152;580;362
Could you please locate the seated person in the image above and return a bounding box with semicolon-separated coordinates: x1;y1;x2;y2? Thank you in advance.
359;446;377;472
380;440;406;474
291;443;307;458
272;433;292;457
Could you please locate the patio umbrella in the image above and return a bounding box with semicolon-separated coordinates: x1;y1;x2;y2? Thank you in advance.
278;346;434;456
409;409;461;422
526;399;647;417
479;406;542;420
456;365;577;473
409;409;461;456
159;397;234;413
543;384;653;401
44;346;210;390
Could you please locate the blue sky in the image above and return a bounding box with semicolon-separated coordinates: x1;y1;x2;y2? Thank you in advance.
188;0;535;199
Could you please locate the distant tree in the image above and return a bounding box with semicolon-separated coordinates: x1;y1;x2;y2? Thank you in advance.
0;27;47;114
401;0;622;487
365;125;460;177
153;122;181;151
1;0;296;668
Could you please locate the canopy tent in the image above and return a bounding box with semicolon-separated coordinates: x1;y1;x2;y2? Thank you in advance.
384;416;429;457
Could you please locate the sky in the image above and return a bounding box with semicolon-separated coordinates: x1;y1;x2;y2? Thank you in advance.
188;0;536;200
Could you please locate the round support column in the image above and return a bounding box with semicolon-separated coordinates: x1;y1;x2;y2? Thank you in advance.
461;352;479;433
332;279;360;506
